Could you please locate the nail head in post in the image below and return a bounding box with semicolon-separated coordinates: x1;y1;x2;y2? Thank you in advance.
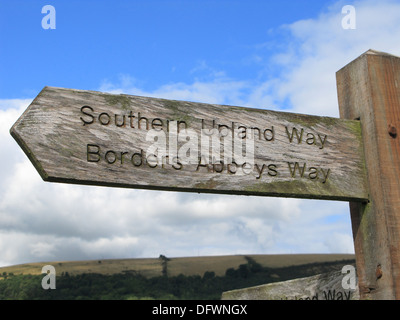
388;124;397;138
376;264;383;279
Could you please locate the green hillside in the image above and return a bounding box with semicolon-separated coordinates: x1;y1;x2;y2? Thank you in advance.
0;253;355;278
0;254;355;300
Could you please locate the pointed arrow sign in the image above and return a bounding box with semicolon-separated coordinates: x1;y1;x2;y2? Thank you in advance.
10;86;368;201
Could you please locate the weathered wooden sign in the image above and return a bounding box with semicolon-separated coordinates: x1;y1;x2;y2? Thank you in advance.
10;86;367;201
222;269;359;300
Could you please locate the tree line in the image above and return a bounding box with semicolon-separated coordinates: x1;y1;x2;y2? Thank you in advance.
0;257;355;300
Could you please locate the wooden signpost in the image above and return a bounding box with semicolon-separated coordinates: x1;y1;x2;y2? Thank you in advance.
9;49;400;299
337;50;400;300
10;87;366;201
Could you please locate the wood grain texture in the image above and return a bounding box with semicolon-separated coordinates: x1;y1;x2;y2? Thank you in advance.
337;49;400;299
10;86;367;201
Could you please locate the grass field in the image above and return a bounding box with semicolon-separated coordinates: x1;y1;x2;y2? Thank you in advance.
0;253;355;279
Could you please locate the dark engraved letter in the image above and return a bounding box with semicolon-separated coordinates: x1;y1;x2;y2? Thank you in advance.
120;151;128;164
288;162;306;178
178;120;187;133
138;112;149;130
308;167;318;180
228;161;237;174
151;118;163;131
306;133;316;145
268;164;278;176
80;106;94;126
251;127;261;140
263;126;275;141
87;144;100;162
128;111;135;128
99;112;111;125
147;154;158;168
172;157;183;170
285;127;304;144
131;149;143;167
115;114;126;127
213;160;224;173
105;150;117;164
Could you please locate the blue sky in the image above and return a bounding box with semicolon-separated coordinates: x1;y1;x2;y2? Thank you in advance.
1;0;400;267
1;0;336;100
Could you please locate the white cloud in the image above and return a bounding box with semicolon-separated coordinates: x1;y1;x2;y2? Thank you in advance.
324;233;355;253
100;75;250;107
30;241;57;259
265;0;400;117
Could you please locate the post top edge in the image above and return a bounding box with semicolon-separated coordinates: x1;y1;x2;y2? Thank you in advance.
336;49;400;74
364;49;400;58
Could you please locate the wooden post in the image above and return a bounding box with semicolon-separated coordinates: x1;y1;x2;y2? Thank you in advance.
337;49;400;299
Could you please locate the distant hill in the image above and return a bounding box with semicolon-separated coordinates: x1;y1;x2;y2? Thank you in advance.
0;254;356;300
0;253;355;278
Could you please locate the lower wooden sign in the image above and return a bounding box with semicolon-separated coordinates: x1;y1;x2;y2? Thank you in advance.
221;269;359;300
